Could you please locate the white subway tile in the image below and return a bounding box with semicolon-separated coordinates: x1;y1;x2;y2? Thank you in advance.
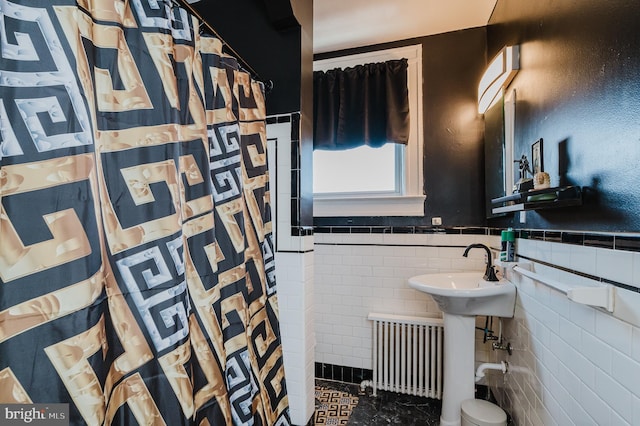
558;319;581;351
529;402;553;426
393;288;418;300
633;394;640;426
314;343;332;361
550;241;571;270
515;238;535;258
546;286;571;322
544;373;574;422
314;233;329;244
331;264;353;276
427;257;453;270
380;276;403;288
370;287;395;300
581;330;613;373
634;327;640;361
595;310;633;356
568;349;596;388
537;357;556;387
569;245;598;276
341;254;365;266
383;256;405;267
595;366;633;423
563;391;592;426
341;234;380;245
415;245;441;257
580;383;610;426
568;301;596;334
353;346;372;362
419;233;453;246
521;380;538;415
332;285;352;296
632;252;640;287
370;265;395;277
534;296;561;334
538;241;554;264
611;411;631;426
596;247;634;285
334;342;355;357
612;350;640;395
340;295;363;308
381;233;410;245
360;245;379;256
395;245;419;257
324;353;343;366
332;323;352;337
438;246;464;259
612;289;640;329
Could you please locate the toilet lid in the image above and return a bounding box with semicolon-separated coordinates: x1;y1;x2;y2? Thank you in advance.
461;399;507;425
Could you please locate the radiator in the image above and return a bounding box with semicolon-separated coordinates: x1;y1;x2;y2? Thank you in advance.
365;313;444;399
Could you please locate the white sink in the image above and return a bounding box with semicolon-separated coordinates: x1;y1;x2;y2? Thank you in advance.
408;272;516;317
408;271;517;426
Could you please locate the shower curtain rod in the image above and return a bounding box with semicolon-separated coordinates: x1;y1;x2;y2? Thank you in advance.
173;0;273;93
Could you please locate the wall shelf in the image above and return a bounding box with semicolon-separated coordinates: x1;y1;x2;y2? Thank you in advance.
491;185;582;214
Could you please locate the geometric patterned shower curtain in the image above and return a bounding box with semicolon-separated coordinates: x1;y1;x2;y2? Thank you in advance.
0;1;290;425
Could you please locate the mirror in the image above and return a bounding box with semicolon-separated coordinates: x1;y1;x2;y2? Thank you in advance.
484;97;505;218
484;90;515;218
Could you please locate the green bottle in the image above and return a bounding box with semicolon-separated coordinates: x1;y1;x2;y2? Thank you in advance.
500;228;516;262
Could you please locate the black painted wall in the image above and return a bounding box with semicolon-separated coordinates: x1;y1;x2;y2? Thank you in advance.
421;29;487;227
487;0;640;232
194;1;640;232
191;0;302;115
314;28;488;228
192;0;315;227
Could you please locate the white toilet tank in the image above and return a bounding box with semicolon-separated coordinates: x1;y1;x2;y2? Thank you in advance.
460;399;507;426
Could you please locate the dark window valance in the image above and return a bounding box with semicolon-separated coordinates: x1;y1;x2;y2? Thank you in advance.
313;58;410;150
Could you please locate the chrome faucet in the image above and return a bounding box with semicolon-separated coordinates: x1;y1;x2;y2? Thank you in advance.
463;243;499;282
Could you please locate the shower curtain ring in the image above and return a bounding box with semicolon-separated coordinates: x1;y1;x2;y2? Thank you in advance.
264;80;274;94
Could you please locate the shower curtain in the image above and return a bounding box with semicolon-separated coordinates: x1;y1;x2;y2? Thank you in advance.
0;1;290;425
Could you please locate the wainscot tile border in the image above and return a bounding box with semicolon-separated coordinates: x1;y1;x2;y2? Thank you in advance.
292;226;314;237
313;226;640;252
313;226;640;293
314;361;494;405
315;362;373;385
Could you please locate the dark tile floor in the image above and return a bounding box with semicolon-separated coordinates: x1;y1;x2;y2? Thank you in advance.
315;379;441;425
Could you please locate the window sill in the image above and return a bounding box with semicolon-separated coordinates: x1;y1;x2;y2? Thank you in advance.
313;195;426;217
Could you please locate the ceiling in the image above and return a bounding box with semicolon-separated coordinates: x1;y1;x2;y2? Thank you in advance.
313;0;497;54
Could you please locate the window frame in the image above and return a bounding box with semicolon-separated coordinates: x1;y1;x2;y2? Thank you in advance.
313;44;425;217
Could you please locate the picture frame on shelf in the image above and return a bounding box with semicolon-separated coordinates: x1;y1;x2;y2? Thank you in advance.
532;138;543;174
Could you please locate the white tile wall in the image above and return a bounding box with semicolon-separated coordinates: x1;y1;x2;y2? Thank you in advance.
314;231;640;425
267;120;296;252
277;250;315;426
488;238;640;426
267;115;316;425
314;232;498;370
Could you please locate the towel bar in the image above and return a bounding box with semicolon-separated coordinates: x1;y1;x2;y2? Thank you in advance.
509;263;615;312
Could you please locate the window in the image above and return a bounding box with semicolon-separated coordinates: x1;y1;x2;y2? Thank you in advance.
313;45;425;217
313;144;401;194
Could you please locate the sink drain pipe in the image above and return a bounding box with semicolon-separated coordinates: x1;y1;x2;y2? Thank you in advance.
475;361;508;382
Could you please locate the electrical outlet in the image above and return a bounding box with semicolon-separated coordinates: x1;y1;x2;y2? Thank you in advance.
431;217;442;226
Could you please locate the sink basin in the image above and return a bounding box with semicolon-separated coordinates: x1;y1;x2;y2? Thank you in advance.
408;272;516;317
408;271;517;425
